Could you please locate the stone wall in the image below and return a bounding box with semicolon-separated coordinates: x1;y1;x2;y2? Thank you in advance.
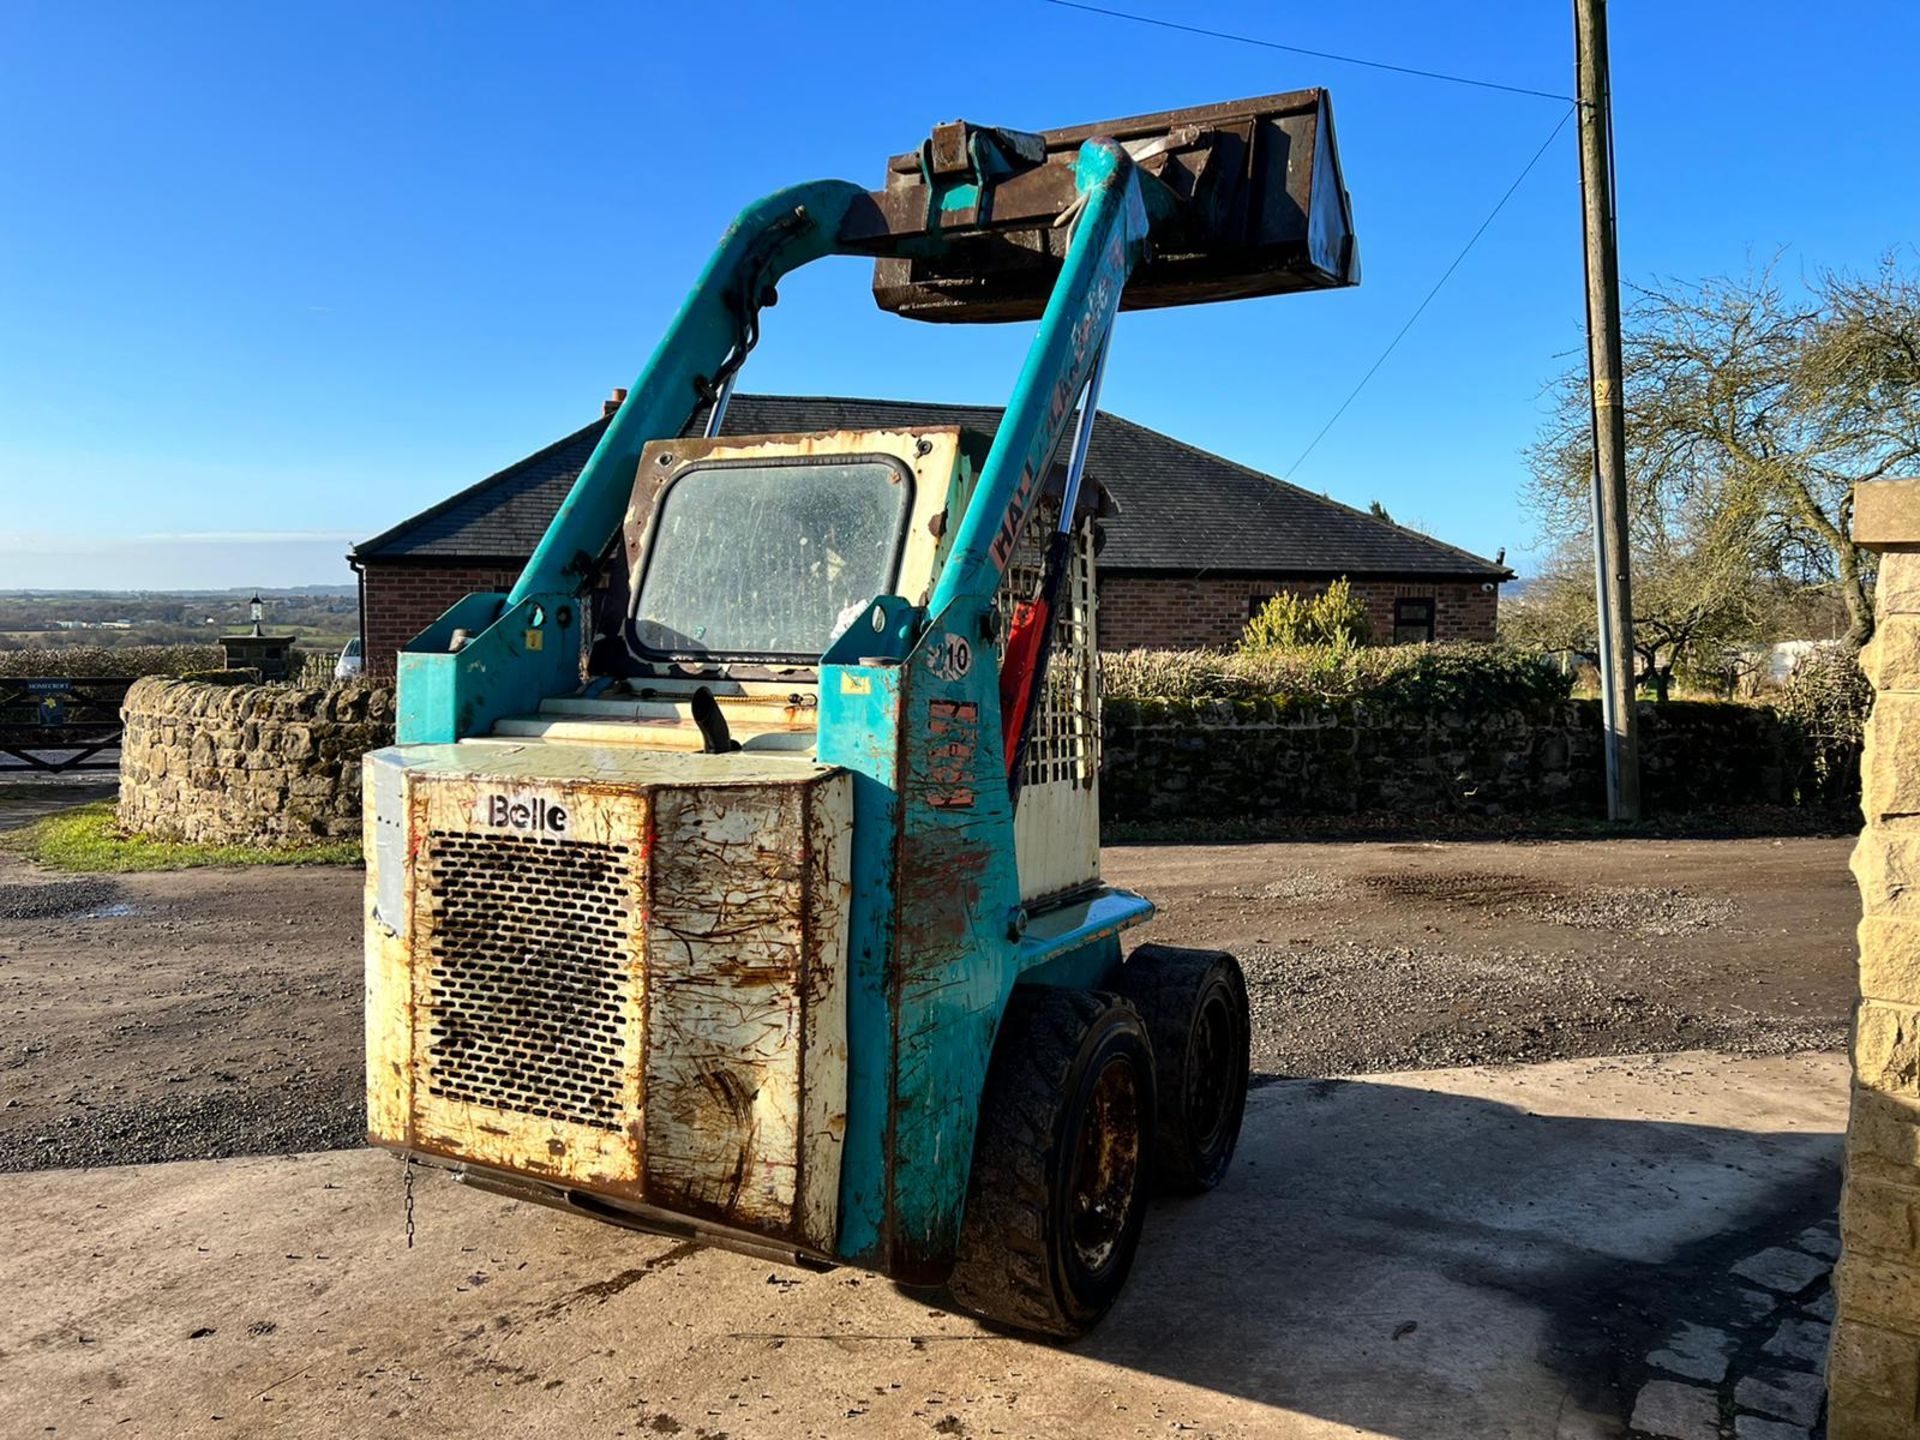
1102;697;1808;821
1832;483;1920;1440
1099;575;1499;650
118;676;394;844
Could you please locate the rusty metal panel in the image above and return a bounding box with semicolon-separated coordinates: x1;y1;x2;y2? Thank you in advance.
363;750;415;1147
798;774;854;1246
362;742;851;1256
641;775;850;1250
863;89;1359;323
405;773;649;1190
881;614;1027;1284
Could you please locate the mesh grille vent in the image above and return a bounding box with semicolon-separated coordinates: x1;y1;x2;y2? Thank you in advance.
422;830;633;1131
994;504;1100;788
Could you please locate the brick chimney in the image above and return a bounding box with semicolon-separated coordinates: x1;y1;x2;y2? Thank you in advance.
603;387;627;419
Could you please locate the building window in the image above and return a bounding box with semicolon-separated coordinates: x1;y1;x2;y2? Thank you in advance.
1248;593;1274;618
1393;598;1435;644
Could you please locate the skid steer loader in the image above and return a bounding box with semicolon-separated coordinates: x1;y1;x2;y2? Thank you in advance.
364;89;1358;1336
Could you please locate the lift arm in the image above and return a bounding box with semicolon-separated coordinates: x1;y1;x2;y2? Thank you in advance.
397;148;1148;746
928;139;1147;616
510;180;869;605
519;138;1149;619
396;92;1357;746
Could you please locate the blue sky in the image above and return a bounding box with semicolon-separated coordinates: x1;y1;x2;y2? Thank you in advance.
2;2;1915;589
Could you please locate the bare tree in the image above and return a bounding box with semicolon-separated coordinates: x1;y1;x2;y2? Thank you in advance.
1504;524;1773;701
1527;254;1920;648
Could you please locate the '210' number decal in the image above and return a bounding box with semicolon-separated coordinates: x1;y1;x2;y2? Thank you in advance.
926;634;972;682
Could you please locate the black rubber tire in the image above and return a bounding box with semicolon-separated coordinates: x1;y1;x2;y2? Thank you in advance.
947;987;1156;1339
1117;944;1250;1193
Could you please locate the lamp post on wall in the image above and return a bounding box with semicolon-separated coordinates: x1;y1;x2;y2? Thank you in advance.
220;592;292;681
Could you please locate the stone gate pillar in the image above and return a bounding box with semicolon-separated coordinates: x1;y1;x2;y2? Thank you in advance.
1836;479;1920;1439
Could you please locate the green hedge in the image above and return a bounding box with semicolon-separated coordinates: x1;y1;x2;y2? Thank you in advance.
1103;643;1573;713
0;644;225;678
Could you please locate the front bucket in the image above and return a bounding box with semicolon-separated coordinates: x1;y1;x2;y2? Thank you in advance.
866;89;1360;323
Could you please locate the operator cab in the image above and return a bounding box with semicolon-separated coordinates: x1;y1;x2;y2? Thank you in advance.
486;422;1105;906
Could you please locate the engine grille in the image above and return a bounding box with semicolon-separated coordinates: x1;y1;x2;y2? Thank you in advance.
420;830;634;1131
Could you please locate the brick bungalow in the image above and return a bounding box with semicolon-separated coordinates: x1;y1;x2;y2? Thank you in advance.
349;393;1509;675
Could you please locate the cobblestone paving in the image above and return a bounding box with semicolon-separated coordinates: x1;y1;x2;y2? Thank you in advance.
1629;1217;1838;1439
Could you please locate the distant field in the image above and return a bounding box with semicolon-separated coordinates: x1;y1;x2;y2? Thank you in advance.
0;587;356;654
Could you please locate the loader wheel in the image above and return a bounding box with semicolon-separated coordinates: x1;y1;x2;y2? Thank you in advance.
1118;945;1250;1192
947;988;1155;1339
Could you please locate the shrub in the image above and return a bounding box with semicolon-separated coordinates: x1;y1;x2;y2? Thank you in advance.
1104;642;1573;712
1774;646;1871;803
1240;578;1371;652
0;644;223;678
1361;645;1576;710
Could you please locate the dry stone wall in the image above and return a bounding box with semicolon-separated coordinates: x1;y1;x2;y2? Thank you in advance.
118;676;394;845
1101;696;1812;821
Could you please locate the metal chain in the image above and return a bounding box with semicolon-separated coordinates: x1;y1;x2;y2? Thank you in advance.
403;1154;416;1250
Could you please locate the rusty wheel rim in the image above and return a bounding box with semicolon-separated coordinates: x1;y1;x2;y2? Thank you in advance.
1068;1055;1143;1275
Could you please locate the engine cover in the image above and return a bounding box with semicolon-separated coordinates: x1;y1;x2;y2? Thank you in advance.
363;742;852;1255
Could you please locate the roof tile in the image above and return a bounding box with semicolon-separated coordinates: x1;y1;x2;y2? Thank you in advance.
351;394;1507;580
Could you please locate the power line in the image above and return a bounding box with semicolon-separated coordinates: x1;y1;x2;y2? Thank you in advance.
1043;0;1575;104
1285;105;1577;480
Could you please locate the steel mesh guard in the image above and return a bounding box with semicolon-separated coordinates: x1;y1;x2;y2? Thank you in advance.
993;508;1099;789
420;830;635;1131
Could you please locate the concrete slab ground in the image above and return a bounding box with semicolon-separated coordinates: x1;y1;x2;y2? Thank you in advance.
3;1049;1845;1440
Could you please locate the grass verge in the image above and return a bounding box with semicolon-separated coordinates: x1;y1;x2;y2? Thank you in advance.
2;802;361;872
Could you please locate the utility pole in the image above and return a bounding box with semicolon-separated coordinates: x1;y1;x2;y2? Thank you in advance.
1574;0;1641;822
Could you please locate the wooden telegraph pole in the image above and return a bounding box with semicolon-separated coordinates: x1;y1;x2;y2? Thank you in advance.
1573;0;1641;821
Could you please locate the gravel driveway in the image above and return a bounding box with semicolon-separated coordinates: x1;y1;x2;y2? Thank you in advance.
0;820;1858;1172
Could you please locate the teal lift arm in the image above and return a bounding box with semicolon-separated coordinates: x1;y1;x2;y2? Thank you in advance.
926;139;1149;619
397;146;1151;746
819;141;1152;1277
511;180;870;606
396;180;867;744
395;92;1363;744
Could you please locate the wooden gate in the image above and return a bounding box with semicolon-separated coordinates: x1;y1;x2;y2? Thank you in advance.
0;677;134;773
